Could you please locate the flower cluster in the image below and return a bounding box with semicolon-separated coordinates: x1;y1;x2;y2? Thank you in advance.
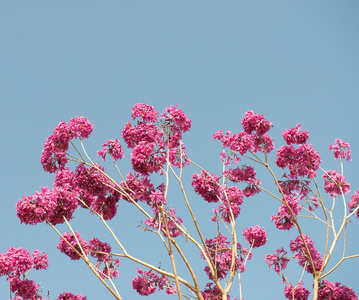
329;139;351;161
223;166;261;197
97;138;124;161
201;283;237;300
132;268;175;296
56;293;87;300
348;190;359;218
275;144;321;179
0;247;48;299
322;170;351;197
265;247;290;275
57;233;120;279
41;117;93;173
212;186;244;223
242;226;267;248
271;195;302;230
122;103;191;174
145;207;183;238
289;235;323;274
191;171;221;203
201;233;251;280
284;281;310;300
282;124;310;145
318;280;358;300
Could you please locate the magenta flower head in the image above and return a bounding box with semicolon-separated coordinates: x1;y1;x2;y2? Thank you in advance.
57;232;89;260
241;110;273;136
191;171;221;203
56;292;87;300
97;138;124;161
348;190;359;218
131;103;159;123
265;247;290;275
243;225;267;248
329;139;351;161
282;124;310;145
68;116;94;140
322;170;351;197
284;281;310;300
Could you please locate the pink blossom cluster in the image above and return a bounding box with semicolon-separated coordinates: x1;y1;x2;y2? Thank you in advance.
275;144;321;179
284;281;310;300
201;283;238;300
348;190;359;218
242;225;267;248
223;166;261;197
56;293;87;300
41;117;93;173
277;176;311;200
322;170;351;197
0;247;48;299
97;138;124;161
122;103;191;175
145;207;184;238
318;280;358;300
289;235;323;274
201;233;251;280
329;139;351;161
57;233;120;279
271;195;302;230
191;171;221;203
212;186;244;223
131;268;175;296
282;124;310;145
265;247;290;275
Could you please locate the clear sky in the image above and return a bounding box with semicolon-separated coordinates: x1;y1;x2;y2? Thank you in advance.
1;1;359;299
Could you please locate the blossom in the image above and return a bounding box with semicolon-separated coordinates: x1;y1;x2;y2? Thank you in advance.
241;110;273;136
145;207;183;238
201;282;237;300
97;138;124;161
323;170;350;197
348;190;359;218
284;281;310;300
329;139;351;161
191;171;221;203
56;293;87;300
213;186;243;223
131;103;158;123
265;247;290;274
318;280;358;300
289;234;322;274
271;195;301;230
242;225;267;248
8;276;39;299
282;124;310;145
130;141;165;174
201;233;246;280
57;232;89;260
131;268;159;296
223;166;261;197
275;144;321;179
67;116;94;140
32;250;49;270
0;247;33;277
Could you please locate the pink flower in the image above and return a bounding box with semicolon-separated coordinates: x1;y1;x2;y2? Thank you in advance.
318;280;357;300
131;103;159;123
56;293;87;300
8;276;39;299
130;141;165;174
57;232;89;260
67;116;93;140
243;225;267;248
323;170;351;197
271;195;301;230
131;268;158;296
282;124;310;145
329;139;351;161
348;190;359;218
191;171;221;203
223;166;261;197
32;250;49;270
97;138;124;161
201;282;236;300
290;234;323;274
213;186;243;223
284;281;310;300
265;247;290;274
145;207;183;238
241;110;273;136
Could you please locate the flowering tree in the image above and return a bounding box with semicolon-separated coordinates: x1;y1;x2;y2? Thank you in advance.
7;103;359;299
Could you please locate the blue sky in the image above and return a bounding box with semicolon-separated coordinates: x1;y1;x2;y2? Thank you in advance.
1;1;359;299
